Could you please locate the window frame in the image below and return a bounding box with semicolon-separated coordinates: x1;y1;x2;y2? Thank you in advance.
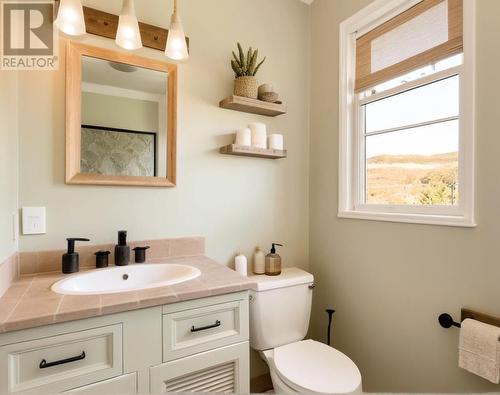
338;0;476;227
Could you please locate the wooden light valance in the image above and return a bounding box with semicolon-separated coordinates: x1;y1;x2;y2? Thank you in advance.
83;7;189;52
355;0;463;92
54;1;189;53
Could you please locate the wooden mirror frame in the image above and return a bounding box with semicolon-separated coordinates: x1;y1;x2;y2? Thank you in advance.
66;41;177;187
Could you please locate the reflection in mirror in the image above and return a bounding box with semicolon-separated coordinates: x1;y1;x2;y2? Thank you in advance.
80;56;168;178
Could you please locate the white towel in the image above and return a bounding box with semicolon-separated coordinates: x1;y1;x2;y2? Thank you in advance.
459;318;500;383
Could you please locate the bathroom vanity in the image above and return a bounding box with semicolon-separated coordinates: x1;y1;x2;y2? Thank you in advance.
0;256;253;394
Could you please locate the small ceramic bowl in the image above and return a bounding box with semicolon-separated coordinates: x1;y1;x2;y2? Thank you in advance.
258;84;274;95
259;92;279;102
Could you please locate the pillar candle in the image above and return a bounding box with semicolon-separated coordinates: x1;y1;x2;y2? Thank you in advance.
235;128;251;146
248;122;267;149
268;134;284;150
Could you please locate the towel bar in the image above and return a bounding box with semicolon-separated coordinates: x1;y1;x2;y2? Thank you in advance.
439;308;500;329
439;313;461;328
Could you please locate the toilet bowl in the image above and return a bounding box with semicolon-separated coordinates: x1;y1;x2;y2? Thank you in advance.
249;268;362;394
260;340;362;394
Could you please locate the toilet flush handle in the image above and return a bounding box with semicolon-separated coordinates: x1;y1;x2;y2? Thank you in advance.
308;283;315;289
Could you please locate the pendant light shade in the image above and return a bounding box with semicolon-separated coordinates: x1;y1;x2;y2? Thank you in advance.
54;0;86;36
115;0;142;50
165;0;189;61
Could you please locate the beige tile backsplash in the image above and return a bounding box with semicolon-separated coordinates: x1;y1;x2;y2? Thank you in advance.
19;237;205;275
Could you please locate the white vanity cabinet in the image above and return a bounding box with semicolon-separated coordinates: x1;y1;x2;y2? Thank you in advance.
65;373;138;394
162;292;249;361
150;342;249;393
151;292;250;393
0;291;250;394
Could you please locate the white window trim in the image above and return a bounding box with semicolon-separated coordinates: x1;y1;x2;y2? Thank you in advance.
338;0;476;227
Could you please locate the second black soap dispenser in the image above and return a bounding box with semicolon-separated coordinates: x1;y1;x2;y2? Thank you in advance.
62;238;90;274
115;230;130;266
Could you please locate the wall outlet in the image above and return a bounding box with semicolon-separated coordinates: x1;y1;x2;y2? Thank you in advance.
22;207;46;235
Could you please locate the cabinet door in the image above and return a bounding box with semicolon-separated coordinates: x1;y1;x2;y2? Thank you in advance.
163;297;249;362
0;324;123;393
150;342;249;393
65;373;137;394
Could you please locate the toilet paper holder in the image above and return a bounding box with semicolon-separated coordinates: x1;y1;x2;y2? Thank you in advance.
438;308;500;329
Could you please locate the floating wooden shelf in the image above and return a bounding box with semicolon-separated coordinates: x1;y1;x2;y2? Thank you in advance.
220;144;287;159
219;95;287;117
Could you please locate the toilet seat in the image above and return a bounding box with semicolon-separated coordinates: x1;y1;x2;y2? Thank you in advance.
273;339;361;394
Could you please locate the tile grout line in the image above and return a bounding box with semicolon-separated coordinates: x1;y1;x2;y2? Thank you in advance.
54;294;65;318
3;276;36;323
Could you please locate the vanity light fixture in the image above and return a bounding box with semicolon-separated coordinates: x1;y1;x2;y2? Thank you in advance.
54;0;86;36
165;0;189;61
115;0;143;50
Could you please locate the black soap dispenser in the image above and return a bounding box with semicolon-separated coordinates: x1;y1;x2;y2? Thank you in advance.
115;230;130;266
62;238;90;274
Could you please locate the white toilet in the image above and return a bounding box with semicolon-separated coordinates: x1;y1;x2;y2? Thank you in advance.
249;267;362;394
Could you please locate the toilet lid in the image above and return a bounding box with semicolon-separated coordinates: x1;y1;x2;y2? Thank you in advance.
273;339;361;394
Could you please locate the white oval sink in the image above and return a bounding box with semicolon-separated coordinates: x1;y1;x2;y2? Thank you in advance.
51;263;201;295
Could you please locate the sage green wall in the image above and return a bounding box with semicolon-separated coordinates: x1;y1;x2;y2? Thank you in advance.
0;71;18;261
82;92;159;132
18;0;310;268
17;0;310;378
308;0;500;392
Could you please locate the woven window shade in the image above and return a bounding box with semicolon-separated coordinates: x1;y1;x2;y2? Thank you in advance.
355;0;463;92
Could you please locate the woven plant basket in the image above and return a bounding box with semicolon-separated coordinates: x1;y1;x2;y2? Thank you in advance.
234;76;258;99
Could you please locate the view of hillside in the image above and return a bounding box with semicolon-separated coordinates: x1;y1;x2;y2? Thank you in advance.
366;152;458;205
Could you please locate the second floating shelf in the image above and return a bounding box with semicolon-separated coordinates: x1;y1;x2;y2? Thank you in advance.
220;144;287;159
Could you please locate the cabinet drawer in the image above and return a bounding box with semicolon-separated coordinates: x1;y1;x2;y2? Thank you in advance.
65;372;137;394
0;324;123;393
151;341;249;393
162;294;249;361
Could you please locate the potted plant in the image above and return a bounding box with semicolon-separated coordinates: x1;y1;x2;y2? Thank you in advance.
231;43;266;99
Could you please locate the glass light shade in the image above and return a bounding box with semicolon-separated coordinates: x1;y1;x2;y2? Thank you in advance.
115;0;142;50
54;0;85;36
165;13;189;61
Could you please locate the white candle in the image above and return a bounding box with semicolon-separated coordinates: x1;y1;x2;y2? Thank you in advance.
235;128;251;146
248;122;267;149
268;134;284;150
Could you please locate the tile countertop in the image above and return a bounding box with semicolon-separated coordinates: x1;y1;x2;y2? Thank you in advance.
0;256;256;334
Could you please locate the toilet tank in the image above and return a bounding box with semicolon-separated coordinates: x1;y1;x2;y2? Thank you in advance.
249;267;314;350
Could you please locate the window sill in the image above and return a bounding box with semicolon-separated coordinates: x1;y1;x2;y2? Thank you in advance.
338;209;476;228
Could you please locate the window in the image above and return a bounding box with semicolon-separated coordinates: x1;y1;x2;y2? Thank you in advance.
339;0;475;226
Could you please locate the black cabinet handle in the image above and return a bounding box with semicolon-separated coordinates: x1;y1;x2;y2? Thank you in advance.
191;320;221;332
39;351;86;369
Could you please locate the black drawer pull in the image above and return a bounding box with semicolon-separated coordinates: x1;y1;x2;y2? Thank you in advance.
191;320;221;332
39;351;86;369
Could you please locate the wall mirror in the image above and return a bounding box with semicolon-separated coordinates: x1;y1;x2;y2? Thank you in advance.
66;42;177;187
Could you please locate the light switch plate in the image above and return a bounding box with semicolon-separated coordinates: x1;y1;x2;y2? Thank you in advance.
22;207;46;235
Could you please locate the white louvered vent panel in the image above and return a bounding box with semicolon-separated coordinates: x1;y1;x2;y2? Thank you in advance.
163;362;236;393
